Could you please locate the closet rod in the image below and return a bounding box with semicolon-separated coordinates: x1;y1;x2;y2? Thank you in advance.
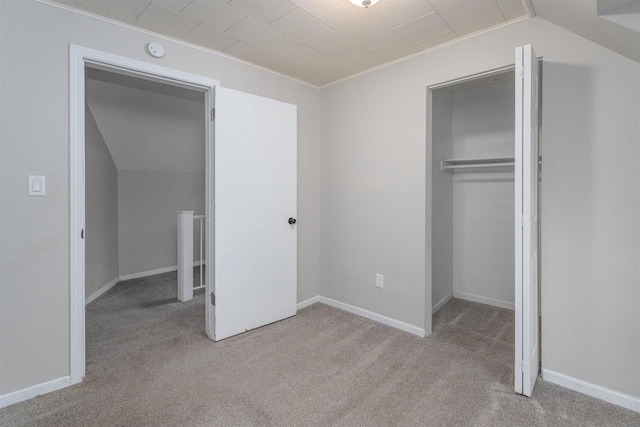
441;157;514;171
440;157;543;172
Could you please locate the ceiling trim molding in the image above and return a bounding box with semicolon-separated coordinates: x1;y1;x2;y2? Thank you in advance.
36;0;322;89
319;14;531;89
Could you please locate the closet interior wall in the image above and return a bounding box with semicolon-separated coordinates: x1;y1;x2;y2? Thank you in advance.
432;72;516;312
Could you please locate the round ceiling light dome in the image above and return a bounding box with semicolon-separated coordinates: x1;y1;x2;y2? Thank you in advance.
350;0;380;8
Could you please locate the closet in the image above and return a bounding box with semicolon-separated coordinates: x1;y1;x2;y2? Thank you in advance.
428;43;542;398
431;70;517;313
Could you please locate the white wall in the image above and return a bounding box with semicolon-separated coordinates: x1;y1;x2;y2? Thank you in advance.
85;104;119;299
320;17;639;400
431;89;453;310
450;79;515;308
118;171;205;276
0;0;320;395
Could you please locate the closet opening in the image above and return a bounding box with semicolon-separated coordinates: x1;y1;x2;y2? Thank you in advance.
426;62;541;391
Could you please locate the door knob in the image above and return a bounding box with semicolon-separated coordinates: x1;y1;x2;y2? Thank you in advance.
288;217;297;225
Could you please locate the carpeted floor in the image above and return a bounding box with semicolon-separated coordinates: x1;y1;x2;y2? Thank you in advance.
1;272;638;426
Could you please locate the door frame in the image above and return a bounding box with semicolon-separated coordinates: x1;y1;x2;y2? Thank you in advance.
425;59;542;392
69;45;218;385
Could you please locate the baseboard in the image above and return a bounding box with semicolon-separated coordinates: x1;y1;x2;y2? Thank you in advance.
0;376;70;409
432;292;453;313
297;295;319;310
119;265;178;281
319;296;426;337
453;291;514;310
119;261;205;281
542;369;640;413
85;277;119;305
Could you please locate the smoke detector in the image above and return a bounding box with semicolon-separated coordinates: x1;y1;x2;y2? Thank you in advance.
349;0;380;8
146;42;165;58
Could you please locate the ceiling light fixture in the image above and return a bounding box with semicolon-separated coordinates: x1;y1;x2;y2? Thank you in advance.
349;0;380;8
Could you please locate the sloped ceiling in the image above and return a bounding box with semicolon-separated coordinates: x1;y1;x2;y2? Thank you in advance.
531;0;640;63
51;0;533;86
597;0;639;14
85;68;206;173
597;0;640;32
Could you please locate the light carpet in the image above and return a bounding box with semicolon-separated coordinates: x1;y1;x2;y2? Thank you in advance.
1;272;638;426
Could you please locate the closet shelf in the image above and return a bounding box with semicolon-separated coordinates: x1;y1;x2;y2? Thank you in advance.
440;157;515;172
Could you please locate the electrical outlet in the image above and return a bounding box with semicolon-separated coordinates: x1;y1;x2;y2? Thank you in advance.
376;273;384;289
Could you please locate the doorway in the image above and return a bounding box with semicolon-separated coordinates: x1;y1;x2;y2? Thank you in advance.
425;45;541;397
69;46;298;387
83;66;208;377
69;46;217;385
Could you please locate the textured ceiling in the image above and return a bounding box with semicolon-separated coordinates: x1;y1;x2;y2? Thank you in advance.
52;0;532;86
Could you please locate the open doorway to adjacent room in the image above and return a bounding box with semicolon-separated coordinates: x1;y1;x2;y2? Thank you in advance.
69;47;217;384
70;47;297;387
83;66;208;377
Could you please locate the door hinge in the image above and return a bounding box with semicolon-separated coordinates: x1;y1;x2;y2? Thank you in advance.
521;361;525;372
211;292;216;305
81;229;84;239
211;108;215;121
520;216;525;228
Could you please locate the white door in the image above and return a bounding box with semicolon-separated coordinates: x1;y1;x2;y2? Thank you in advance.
515;44;540;396
212;87;297;341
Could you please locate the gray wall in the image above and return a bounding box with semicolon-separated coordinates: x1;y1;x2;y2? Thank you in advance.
118;171;205;276
451;79;515;308
85;71;206;174
84;104;119;300
2;0;638;405
431;79;516;311
86;69;207;277
431;89;453;310
0;0;320;395
320;17;639;399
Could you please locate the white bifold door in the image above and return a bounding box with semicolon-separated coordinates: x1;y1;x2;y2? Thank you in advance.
211;87;297;341
515;44;540;397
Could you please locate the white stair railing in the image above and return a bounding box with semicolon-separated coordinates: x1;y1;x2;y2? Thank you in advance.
177;211;206;302
193;214;205;291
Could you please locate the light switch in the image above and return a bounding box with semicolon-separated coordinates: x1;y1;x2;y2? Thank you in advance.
376;273;384;289
28;175;46;196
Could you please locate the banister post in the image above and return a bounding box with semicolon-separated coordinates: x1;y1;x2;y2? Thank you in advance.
177;211;194;302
